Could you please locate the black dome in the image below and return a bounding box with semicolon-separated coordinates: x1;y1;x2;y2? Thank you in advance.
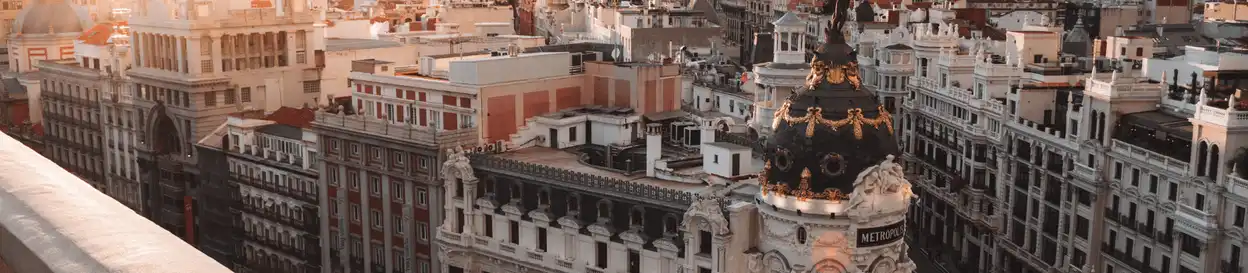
760;10;900;200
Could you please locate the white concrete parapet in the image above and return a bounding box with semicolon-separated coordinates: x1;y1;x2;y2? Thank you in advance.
0;134;232;273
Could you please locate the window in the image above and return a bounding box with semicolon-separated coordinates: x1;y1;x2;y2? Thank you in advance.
350;143;360;156
1196;194;1206;211
1114;162;1123;179
509;220;520;244
393;215;405;234
372;245;384;263
483;214;494;237
224;90;236;104
417;189;428;206
1235;206;1246;228
329;199;340;217
596;242;608;268
370;176;382;196
1149;175;1159;193
391;181;405;201
537;227;548;251
348;170;360;191
350;204;361;222
1136;47;1144;57
371;210;383;228
417;222;429;241
393;251;407;272
204;92;216;106
1168;182;1178;201
569;127;578;142
241;87;252;103
303;80;320;93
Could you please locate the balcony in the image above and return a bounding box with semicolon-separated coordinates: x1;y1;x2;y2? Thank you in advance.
1109;139;1189;175
1196;103;1248;128
0;133;232;272
231;173;318;204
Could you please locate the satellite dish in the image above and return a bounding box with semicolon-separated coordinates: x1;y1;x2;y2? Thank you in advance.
611;47;621;61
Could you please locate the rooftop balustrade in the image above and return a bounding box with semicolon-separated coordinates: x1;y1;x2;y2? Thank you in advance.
0;133;232;273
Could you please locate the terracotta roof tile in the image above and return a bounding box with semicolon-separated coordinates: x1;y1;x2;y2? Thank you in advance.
264;107;316;128
77;22;125;45
251;0;273;8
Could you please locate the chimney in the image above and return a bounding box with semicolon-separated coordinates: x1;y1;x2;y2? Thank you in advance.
645;123;662;177
701;119;716;144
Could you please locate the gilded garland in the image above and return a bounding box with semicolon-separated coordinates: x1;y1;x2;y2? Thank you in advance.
759;161;851;201
771;102;895;140
806;61;862;90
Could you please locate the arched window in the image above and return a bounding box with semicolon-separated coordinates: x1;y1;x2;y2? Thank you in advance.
537;188;551;208
629;207;646;228
1209;144;1221;179
510;182;523;200
596;200;612;222
663;214;680;235
1197;141;1209;177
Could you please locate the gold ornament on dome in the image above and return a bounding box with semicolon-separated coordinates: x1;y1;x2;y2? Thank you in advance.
771;102;895;140
805;60;862;90
759;163;850;201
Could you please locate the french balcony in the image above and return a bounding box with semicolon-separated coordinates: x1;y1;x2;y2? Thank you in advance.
0;133;232;272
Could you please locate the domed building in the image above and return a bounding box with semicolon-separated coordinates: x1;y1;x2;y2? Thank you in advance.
6;0;92;125
722;7;918;273
9;0;92;72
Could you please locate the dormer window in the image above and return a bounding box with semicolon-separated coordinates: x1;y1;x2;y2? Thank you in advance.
537;188;551;208
629;207;645;228
567;194;581;215
597;200;613;223
663;214;679;235
510;183;522;200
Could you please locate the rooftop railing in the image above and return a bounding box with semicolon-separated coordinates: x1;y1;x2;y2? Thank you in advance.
0;133;231;273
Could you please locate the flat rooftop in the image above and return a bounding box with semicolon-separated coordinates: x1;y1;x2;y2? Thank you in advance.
327;38;405;51
490;146;709;193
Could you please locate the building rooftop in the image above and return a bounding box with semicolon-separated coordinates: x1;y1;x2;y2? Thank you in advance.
0;134;232;273
326;38;405;51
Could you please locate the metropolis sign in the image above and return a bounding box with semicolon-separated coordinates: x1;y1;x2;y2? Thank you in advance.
855;220;905;247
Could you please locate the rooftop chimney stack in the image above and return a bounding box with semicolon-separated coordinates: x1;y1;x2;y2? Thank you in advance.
702;119;716;144
645;123;662;177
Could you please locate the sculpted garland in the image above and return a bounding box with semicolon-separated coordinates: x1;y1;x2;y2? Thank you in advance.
771;103;895;140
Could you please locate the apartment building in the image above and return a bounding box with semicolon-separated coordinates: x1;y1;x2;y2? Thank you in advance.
315;41;688;273
851;4;1248;273
198;107;324;273
125;0;326;245
33;5;135;193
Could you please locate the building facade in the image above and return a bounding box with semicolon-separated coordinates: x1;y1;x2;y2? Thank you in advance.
126;0;326;242
203;107;324;273
850;5;1248;273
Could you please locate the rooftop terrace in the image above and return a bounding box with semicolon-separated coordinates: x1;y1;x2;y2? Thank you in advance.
0;134;231;273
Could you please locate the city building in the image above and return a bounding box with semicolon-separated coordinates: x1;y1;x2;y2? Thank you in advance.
198;106;324;273
314;41;687;273
434;8;922;273
126;0;326;247
537;0;722;61
7;0;94;125
847;2;1248;273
